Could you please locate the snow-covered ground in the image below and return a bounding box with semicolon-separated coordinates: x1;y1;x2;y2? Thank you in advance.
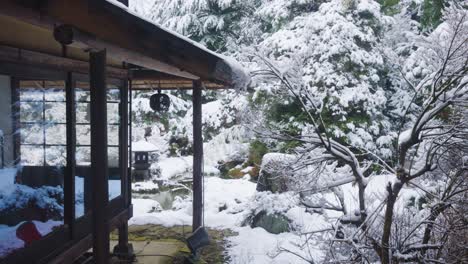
130;176;330;263
129;152;335;263
129;154;424;263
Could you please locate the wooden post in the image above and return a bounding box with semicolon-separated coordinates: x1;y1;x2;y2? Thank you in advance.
10;78;20;166
119;79;130;209
192;80;203;231
113;79;134;259
90;49;109;263
64;72;76;237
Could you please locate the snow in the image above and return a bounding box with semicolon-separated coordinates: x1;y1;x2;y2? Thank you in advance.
105;0;249;90
0;182;63;213
132;180;159;192
0;168;17;190
131;177;257;228
130;173;334;263
132;198;162;215
228;227;324;264
203;126;250;171
156;156;193;180
398;129;412;145
132;140;158;152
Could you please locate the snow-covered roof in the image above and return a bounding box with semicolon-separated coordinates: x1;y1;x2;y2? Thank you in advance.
105;0;250;90
132;140;158;152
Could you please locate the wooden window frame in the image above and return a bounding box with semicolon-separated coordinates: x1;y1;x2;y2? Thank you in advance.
1;62;131;264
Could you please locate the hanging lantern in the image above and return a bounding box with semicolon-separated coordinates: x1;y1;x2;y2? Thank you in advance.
150;90;170;112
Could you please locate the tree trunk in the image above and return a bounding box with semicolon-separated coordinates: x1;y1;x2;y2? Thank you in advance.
381;181;403;264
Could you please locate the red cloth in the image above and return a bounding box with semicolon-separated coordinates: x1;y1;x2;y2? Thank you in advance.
16;221;42;245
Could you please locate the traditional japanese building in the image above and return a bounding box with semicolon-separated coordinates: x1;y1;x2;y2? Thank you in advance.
0;0;246;263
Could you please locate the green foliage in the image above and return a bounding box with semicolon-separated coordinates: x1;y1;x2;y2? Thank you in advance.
194;0;254;51
228;168;245;179
421;0;445;29
168;136;192;156
278;140;302;153
247;140;269;166
379;0;401;15
266;99;308;135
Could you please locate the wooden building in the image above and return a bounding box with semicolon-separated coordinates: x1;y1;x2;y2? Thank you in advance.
0;0;244;263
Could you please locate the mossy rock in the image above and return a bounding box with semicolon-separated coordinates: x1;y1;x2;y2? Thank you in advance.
227;168;244;179
250;211;291;234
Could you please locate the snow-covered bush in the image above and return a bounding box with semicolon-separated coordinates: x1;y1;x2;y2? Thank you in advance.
0;184;63;225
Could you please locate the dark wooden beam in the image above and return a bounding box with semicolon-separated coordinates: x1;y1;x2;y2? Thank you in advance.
0;45;128;79
10;78;20;166
192;80;203;231
119;80;129;208
3;0;234;84
64;72;76;237
53;24;199;80
89;49;109;263
130;69;193;81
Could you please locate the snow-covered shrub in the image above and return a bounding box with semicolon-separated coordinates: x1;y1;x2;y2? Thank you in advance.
0;184;63;225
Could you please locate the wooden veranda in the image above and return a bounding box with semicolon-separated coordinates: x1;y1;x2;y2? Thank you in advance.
0;0;242;263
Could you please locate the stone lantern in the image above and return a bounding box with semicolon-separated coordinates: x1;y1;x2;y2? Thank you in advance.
132;140;158;181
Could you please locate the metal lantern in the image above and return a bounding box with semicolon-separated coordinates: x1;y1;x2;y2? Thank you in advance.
150;90;170;112
186;226;210;259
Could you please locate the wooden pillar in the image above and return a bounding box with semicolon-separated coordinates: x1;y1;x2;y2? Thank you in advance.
64;72;76;237
113;79;134;259
192;80;203;231
119;79;130;208
90;50;109;263
10;78;20;166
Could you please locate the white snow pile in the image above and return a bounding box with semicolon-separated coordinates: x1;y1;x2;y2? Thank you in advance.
246;191;299;216
0;168;17;190
132;180;159;192
203;125;250;171
0;184;63;214
130;174;332;263
130;176;257;228
132;140;158;152
155;156;193;180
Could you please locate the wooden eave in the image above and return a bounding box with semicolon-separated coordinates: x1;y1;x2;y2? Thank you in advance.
1;0;236;88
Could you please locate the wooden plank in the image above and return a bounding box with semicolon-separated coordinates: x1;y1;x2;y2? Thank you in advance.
1;224;70;264
0;62;67;80
192;80;203;231
0;45;128;79
131;69;193;81
48;235;92;264
1;199;128;264
89;49;110;263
